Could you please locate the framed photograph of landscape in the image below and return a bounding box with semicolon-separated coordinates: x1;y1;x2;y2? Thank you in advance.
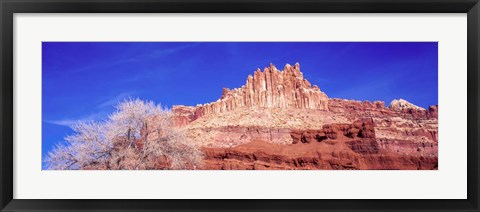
1;0;480;211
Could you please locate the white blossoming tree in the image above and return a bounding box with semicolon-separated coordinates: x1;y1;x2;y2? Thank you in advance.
44;98;203;170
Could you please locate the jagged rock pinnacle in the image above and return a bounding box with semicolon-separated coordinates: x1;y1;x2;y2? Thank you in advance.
389;99;425;111
173;63;329;124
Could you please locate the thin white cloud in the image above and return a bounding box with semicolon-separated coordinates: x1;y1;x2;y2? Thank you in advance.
45;111;110;128
46;92;140;127
44;119;81;127
66;42;202;74
97;92;136;109
143;42;201;59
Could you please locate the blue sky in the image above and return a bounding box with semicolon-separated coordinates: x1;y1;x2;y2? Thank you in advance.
42;42;438;165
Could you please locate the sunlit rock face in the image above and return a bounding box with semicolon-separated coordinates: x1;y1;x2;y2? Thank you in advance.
389;98;425;111
172;63;438;170
172;63;329;126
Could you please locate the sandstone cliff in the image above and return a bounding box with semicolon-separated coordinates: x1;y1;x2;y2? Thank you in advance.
171;63;438;170
173;63;329;126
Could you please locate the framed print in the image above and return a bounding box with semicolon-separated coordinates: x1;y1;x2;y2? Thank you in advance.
1;0;480;211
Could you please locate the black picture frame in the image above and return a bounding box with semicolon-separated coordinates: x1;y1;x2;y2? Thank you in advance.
1;0;479;211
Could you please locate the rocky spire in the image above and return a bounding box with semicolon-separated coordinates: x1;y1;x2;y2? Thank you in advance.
389;99;425;111
173;63;329;125
200;63;328;114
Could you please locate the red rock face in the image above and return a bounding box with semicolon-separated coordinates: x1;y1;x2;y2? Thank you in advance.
173;63;329;126
172;105;197;127
172;63;438;170
290;118;376;144
201;117;437;170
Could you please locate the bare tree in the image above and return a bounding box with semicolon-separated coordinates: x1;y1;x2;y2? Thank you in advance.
44;121;109;170
44;98;203;170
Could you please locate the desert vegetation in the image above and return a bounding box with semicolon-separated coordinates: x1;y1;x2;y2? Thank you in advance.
44;99;203;170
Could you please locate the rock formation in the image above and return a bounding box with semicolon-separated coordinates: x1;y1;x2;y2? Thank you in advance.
173;63;329;126
389;99;425;111
172;63;438;170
